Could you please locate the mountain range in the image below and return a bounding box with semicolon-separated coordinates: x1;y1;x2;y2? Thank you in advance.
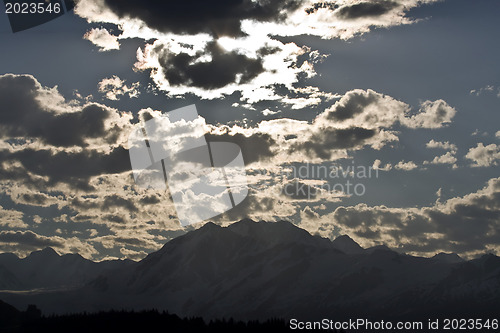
0;219;499;321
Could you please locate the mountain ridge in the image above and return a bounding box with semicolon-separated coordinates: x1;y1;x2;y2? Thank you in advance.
1;220;489;262
0;219;498;321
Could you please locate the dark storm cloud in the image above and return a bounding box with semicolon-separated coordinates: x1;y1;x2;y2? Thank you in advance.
41;104;113;147
156;42;265;90
70;194;138;214
105;214;126;224
214;189;277;222
139;194;161;205
0;230;64;248
102;195;138;212
0;167;46;190
282;181;318;200
20;193;49;206
71;197;100;210
114;236;150;247
291;127;376;159
0;147;131;190
337;1;400;19
206;131;276;164
0;74;122;147
100;0;301;37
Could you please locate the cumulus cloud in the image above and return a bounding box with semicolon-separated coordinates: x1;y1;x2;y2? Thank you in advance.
83;27;120;51
205;90;402;164
204;89;457;165
465;143;500;167
426;151;457;166
0;146;131;191
0;74;136;191
272;89;409;161
0;74;132;149
317;89;409;128
318;90;456;130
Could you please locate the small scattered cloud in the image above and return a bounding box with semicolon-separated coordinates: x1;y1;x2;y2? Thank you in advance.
98;75;140;100
119;247;147;261
403;100;456;129
83;27;120;51
426;139;457;152
0;205;26;229
436;187;442;200
426;151;457;167
470;85;500;98
424;140;458;167
0;230;98;259
395;160;418;171
372;159;392;171
471;129;489;137
261;108;281;116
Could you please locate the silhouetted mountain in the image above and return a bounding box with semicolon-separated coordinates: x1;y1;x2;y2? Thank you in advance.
0;248;133;291
0;219;498;323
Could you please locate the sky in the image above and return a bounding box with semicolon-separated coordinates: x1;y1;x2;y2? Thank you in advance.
0;0;499;260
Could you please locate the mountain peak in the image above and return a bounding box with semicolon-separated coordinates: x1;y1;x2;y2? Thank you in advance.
200;221;221;230
432;252;464;264
226;219;334;250
229;219;305;239
26;247;59;260
332;235;364;254
0;252;19;261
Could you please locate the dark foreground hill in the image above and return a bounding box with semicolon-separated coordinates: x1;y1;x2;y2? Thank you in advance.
0;219;499;323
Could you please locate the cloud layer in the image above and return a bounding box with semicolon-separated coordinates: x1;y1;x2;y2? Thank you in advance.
75;0;441;100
